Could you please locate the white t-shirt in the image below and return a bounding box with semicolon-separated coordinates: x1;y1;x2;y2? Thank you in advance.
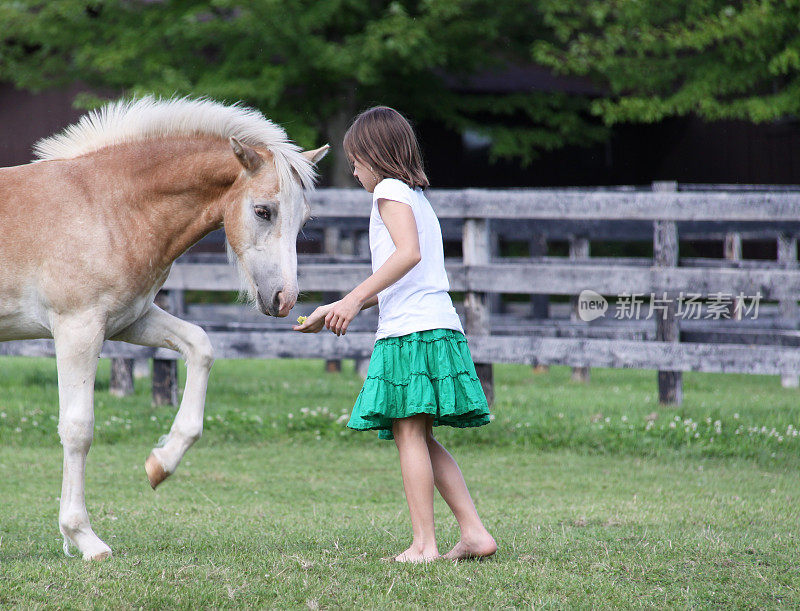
369;178;464;339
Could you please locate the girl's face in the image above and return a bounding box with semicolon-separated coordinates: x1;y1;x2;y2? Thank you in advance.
350;156;382;193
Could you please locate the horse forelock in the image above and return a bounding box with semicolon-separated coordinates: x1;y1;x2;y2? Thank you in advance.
32;95;318;195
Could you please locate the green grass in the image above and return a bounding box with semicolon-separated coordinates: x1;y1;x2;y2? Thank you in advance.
1;357;799;607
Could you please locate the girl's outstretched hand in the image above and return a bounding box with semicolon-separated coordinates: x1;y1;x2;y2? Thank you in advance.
325;293;363;336
292;303;335;333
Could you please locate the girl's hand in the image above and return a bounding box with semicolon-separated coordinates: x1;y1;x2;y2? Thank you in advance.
293;303;335;333
325;293;363;336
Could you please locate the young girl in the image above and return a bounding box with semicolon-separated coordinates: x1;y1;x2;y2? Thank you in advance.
294;106;497;563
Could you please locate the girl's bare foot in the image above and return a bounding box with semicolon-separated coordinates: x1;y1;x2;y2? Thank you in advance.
443;533;497;561
391;544;440;563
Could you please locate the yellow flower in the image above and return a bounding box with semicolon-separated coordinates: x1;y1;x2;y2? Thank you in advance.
297;315;307;324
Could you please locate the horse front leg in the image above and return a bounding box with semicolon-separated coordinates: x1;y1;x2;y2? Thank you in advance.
112;304;214;488
53;315;111;560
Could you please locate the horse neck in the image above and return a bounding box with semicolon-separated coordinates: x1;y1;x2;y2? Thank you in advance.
101;137;243;266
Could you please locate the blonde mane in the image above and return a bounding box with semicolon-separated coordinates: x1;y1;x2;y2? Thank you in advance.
33;96;317;193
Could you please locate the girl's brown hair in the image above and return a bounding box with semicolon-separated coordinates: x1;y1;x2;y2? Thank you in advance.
343;106;430;189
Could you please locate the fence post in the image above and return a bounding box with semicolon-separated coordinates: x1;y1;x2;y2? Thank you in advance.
354;229;372;379
724;231;743;319
530;231;550;374
569;233;590;383
652;181;683;405
488;224;504;314
152;289;180;406
109;358;134;397
323;226;342;373
463;217;494;405
778;232;799;388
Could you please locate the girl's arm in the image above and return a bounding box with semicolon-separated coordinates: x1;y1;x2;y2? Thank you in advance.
293;295;377;333
325;198;420;335
295;199;420;335
361;295;379;310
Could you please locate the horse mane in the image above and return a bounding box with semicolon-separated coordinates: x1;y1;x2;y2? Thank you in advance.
33;95;318;193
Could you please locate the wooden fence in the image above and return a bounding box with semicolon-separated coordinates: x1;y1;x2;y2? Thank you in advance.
3;183;800;406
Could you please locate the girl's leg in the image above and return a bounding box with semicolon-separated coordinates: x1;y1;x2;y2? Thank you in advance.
425;421;497;560
392;414;439;562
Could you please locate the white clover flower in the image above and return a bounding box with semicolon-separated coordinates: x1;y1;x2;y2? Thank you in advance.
621;415;628;422
733;413;739;419
669;421;676;429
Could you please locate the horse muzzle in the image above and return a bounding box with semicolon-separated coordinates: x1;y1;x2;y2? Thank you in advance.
257;289;296;317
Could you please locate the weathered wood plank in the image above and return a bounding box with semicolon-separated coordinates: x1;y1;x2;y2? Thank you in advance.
164;263;467;292
4;333;800;376
310;217;800;241
569;234;591;383
308;188;800;221
465;336;800;374
109;358;134;397
323;226;343;373
466;263;800;298
653;191;682;405
152;290;178;407
778;232;799;387
463;218;494;404
165;261;800;298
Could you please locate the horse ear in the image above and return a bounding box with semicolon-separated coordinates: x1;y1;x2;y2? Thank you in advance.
230;137;264;173
302;144;330;165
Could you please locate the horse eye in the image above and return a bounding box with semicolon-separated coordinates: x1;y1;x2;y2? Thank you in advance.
254;206;272;221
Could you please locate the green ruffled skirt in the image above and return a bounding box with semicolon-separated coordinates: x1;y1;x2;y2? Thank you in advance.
348;328;491;440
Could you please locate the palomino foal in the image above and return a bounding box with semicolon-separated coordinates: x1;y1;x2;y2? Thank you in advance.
0;97;328;560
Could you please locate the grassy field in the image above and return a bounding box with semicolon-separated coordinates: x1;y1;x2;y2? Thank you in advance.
1;357;799;608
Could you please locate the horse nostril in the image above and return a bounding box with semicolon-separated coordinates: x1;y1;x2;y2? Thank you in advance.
273;292;283;311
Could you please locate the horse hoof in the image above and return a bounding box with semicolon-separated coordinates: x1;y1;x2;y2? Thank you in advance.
86;549;113;561
145;452;169;489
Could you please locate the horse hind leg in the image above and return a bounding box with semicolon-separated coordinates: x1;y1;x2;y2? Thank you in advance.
111;304;214;488
53;316;112;561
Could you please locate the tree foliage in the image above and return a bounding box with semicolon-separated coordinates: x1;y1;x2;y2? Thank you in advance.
0;0;606;174
533;0;800;125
